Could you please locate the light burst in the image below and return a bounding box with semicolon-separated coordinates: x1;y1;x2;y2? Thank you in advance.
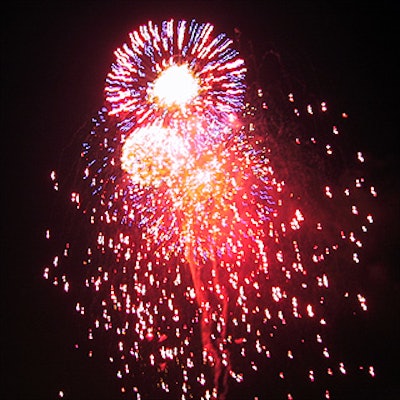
45;19;377;400
149;64;200;108
105;19;246;138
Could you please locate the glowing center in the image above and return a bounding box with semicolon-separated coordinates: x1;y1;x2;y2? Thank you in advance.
151;64;200;108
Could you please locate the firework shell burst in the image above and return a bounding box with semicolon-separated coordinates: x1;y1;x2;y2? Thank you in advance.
105;19;246;149
45;19;377;399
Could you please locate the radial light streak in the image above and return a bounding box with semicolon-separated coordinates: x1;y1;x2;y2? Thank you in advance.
44;19;377;400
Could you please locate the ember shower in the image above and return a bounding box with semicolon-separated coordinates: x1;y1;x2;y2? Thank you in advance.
45;19;377;399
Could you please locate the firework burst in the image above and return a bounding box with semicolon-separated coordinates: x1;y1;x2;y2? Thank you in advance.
105;19;245;148
45;19;377;399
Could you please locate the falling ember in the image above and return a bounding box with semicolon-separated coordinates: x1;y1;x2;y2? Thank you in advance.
45;18;378;400
339;362;347;375
357;151;365;162
50;170;59;191
369;365;376;378
357;294;368;311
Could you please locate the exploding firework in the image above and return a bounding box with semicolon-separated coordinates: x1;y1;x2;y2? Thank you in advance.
45;19;377;399
105;19;245;150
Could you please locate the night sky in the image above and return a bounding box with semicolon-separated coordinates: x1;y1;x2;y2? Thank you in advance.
3;1;399;399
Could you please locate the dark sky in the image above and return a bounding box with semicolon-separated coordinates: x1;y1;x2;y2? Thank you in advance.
2;1;398;399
